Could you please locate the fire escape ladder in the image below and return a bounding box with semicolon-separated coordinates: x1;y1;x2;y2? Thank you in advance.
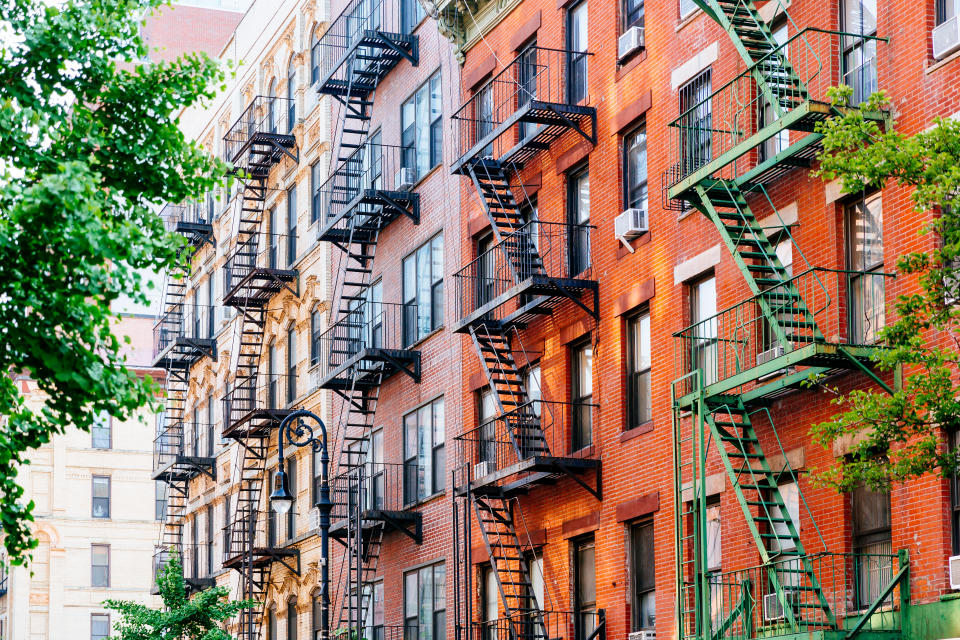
705;398;835;631
472;494;547;640
332;48;375;173
467;159;529;244
336;466;386;634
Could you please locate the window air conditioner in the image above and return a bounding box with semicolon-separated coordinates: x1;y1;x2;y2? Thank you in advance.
395;167;416;192
628;631;655;640
614;208;648;251
308;506;321;530
618;26;645;61
474;461;495;479
756;343;785;366
949;554;960;590
934;15;960;60
763;590;798;622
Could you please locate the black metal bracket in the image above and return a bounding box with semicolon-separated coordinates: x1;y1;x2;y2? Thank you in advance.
381;513;423;544
379;350;421;383
555;458;602;501
373;30;418;66
271;550;301;577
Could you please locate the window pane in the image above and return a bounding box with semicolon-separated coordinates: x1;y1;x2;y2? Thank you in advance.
849;195;884;271
405;572;418;618
626;128;648;211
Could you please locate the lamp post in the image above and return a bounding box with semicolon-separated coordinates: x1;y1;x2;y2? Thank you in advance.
269;409;330;640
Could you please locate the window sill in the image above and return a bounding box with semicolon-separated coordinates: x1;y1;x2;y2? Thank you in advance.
676;8;703;32
406;490;445;510
620;420;655;443
412;163;442;192
927;47;960;74
404;325;445;350
615;48;647;82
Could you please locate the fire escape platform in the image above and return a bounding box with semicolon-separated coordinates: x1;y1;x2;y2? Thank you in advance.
317;189;419;245
223;268;298;308
451;100;596;175
228;132;297;170
317;347;421;390
318;31;418;99
152;456;216;482
453;275;598;333
222;547;299;570
330;509;422;541
152;338;217;370
466;455;601;497
222;408;297;440
176;221;215;248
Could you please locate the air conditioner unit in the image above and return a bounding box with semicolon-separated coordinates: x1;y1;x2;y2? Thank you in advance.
474;461;495;479
308;506;321;530
614;208;648;251
395;167;416;191
756;343;785;366
950;555;960;590
934;15;960;60
618;26;645;61
628;631;655;640
763;591;798;622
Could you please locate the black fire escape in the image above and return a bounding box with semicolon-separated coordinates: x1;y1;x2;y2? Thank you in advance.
450;46;605;640
219;95;300;640
152;202;218;594
313;0;419;635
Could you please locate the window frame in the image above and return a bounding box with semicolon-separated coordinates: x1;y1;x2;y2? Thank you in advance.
287;56;297;133
626;309;652;429
573;535;597;640
91;613;111;640
287;325;298;405
288;596;299;640
402;234;444;346
311;162;323;225
91;411;112;449
623;125;648;213
566;0;589;105
688;274;718;386
630;519;655;631
400;71;443;178
91;544;110;587
567;166;591;276
403;562;447;640
678;69;713;175
845;193;885;344
570;338;594;451
92;475;111;519
403;397;445;502
287;184;298;266
623;0;644;34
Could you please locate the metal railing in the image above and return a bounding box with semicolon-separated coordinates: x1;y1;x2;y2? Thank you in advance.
678;551;903;640
665;28;887;189
153;421;216;470
221;373;298;428
455;400;599;486
673;268;893;397
335;624;417;640
452;47;593;163
315;0;414;89
330;462;420;521
159;200;213;231
222;95;295;167
320;142;416;226
152;543;215;592
224;232;299;293
153;304;217;358
454;221;594;322
464;610;606;640
315;302;412;380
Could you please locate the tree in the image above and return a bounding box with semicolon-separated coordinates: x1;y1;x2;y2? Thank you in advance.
105;551;254;639
808;85;960;491
0;0;228;563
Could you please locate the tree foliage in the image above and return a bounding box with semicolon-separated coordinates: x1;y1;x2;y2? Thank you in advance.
105;551;254;640
809;85;960;491
0;0;228;562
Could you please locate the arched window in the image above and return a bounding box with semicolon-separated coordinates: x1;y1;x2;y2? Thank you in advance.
287;55;297;132
267;79;277;133
310;27;321;85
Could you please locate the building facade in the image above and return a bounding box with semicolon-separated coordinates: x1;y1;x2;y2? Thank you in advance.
0;315;164;640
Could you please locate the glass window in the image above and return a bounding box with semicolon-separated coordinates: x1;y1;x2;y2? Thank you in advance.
155;481;167;521
311;28;321;85
401;0;426;34
847;194;885;343
207;394;215;456
287;325;297;405
571;339;593;451
679;0;696;18
313;591;324;640
574;536;596;640
689;275;717;386
403;234;444;345
269;207;280;269
624;127;648;212
206;505;214;575
758;25;790;161
91;411;111;449
706;499;722;573
287;456;297;539
310;309;323;367
679;70;712;174
630;520;655;631
269;342;280;409
481;565;498;640
268;80;278;133
851;484;893;608
567;1;589;104
311;162;323;224
404;563;446;640
938;0;960;23
568;168;591;275
841;0;878;103
287;57;297;132
624;0;644;32
401;72;443;178
403;397;445;501
288;597;299;640
91;614;110;640
627;311;651;428
92;476;110;519
287;184;297;266
91;544;110;587
478;388;498;465
269;608;278;640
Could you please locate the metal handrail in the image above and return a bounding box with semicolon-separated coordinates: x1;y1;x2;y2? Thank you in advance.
153;304;217;358
329;462;420;520
319;142;416;225
315;301;413;378
222;95;295;165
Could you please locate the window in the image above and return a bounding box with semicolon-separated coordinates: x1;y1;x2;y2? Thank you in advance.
206;505;214;575
287;325;298;404
91;614;110;640
364;581;385;640
287;184;297;266
939;0;960;24
679;0;696;18
478;387;497;466
287;456;297;539
626;311;651;428
689;275;717;386
223;494;232;555
91;411;111;449
624;126;648;213
401;0;425;34
155;481;167;521
287;57;297;133
268;80;278;133
623;0;644;33
91;544;110;587
481;565;498;640
310;28;321;85
311;162;323;224
679;70;712;174
310;308;323;368
851;484;893;608
207;394;215;457
758;25;790;161
401;72;442;178
706;498;723;623
952;429;960;555
761;240;794;353
568;167;591;275
573;536;596;640
404;563;446;640
846;194;885;343
403;397;445;501
567;1;589;104
517;43;542;141
842;0;878;104
476;233;496;308
190;516;200;579
571;339;593;451
769;481;802;589
269;207;280;269
313;591;324;640
630;520;655;631
288;597;299;640
92;476;110;519
402;234;444;345
269;608;278;640
269;342;280;408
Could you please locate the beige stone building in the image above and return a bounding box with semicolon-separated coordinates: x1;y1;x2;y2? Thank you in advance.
0;315;165;640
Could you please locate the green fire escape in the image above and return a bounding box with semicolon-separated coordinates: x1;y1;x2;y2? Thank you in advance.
667;3;907;640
